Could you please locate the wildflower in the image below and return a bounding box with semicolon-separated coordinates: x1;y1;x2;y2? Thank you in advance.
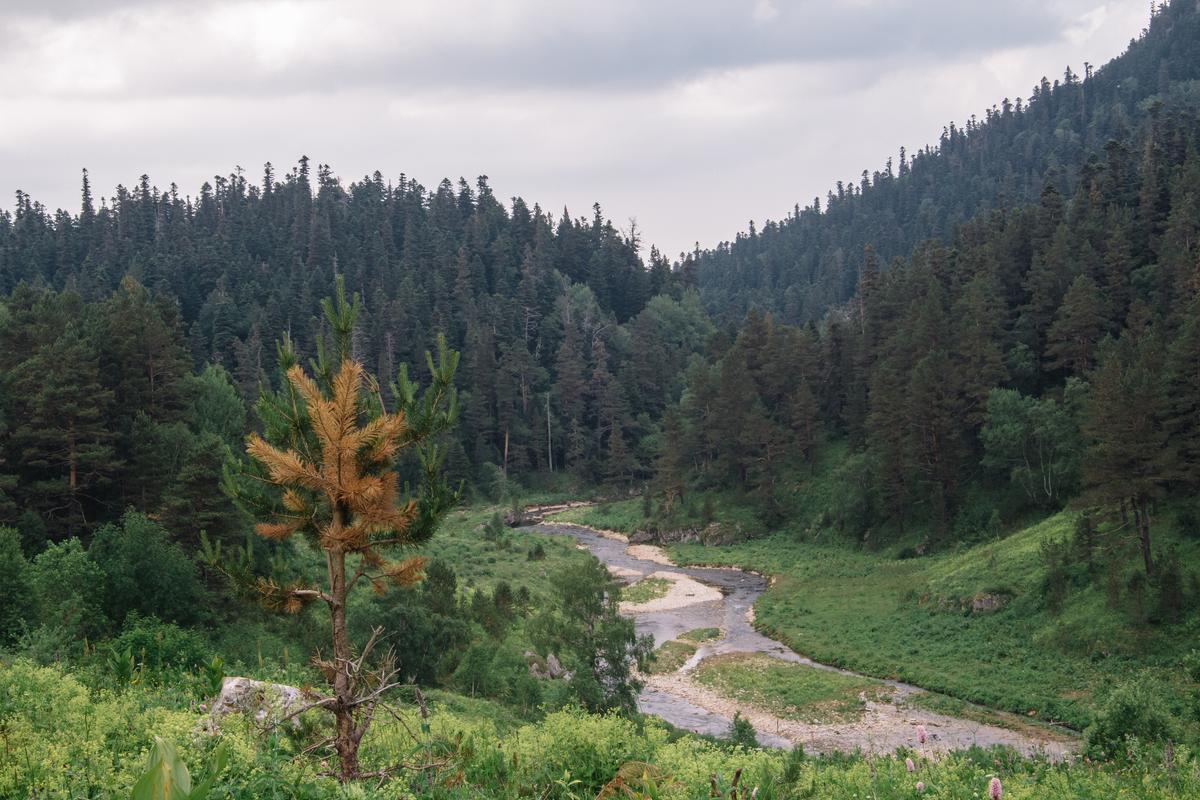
906;758;915;773
198;703;207;711
989;777;1003;799
916;725;927;744
916;781;925;793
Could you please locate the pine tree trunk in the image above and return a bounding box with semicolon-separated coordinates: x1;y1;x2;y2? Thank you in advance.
327;525;359;780
68;421;78;491
502;428;510;477
1135;496;1154;577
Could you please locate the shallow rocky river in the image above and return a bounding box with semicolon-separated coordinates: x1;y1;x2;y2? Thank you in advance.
533;521;1076;758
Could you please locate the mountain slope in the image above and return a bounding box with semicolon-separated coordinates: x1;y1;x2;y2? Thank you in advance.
696;0;1200;323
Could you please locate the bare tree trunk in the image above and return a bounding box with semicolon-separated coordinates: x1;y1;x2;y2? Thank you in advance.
546;393;553;472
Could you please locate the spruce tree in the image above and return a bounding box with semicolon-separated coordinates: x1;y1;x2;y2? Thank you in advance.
1082;327;1170;575
1162;302;1200;487
7;324;119;535
1045;274;1105;376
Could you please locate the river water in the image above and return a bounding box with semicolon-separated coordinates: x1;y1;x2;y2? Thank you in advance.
532;521;1076;758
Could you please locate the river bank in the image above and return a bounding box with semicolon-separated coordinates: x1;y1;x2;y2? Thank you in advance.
531;518;1078;758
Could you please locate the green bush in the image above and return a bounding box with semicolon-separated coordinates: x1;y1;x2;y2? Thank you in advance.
27;537;108;640
0;659;206;798
1085;679;1179;758
728;712;758;749
109;614;209;675
89;511;204;627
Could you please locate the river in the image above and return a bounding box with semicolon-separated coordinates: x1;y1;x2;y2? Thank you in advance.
532;520;1076;758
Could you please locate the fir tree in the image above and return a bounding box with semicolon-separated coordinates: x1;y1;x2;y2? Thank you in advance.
7;324;119;535
1083;327;1170;575
1045;274;1105;375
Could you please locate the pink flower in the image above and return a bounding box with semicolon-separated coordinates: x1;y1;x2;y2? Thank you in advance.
916;781;925;794
905;757;915;773
198;703;207;711
916;725;927;744
989;777;1003;799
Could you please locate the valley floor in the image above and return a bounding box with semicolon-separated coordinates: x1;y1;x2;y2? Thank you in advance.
536;513;1077;759
551;499;1200;742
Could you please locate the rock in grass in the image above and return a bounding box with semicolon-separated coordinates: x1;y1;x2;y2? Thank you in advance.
203;676;307;732
970;592;1011;614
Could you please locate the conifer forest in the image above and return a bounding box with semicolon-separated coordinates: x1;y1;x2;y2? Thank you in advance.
2;2;1200;798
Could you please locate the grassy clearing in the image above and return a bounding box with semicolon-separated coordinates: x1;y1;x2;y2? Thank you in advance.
693;653;891;724
649;640;698;674
549;499;644;532
647;628;721;675
418;505;591;593
622;576;672;604
679;627;721;643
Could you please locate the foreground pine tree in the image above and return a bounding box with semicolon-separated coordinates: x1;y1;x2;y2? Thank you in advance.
229;280;459;781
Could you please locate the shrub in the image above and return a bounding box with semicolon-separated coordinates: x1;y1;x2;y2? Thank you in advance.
109;614;209;675
453;643;501;698
1085;679;1178;758
27;537;109;640
728;712;758;749
502;707;661;793
480;462;510;503
1182;650;1200;684
89;511;204;627
0;659;205;798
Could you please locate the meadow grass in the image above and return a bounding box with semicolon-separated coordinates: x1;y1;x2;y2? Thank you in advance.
622;576;672;604
693;653;891;724
679;627;721;643
6;658;1195;799
550;499;645;532
648;639;698;674
904;691;1073;740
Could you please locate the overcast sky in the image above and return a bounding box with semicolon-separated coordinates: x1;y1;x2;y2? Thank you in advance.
0;0;1148;258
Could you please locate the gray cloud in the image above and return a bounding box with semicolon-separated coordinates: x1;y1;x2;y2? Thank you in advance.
0;1;1149;256
1;0;1122;98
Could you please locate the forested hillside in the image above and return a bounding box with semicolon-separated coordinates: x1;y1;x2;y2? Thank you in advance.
658;95;1200;554
695;0;1200;323
0;162;718;540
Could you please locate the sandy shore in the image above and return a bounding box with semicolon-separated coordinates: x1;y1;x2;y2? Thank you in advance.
645;670;1075;758
619;570;722;613
625;543;674;565
608;565;645;581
